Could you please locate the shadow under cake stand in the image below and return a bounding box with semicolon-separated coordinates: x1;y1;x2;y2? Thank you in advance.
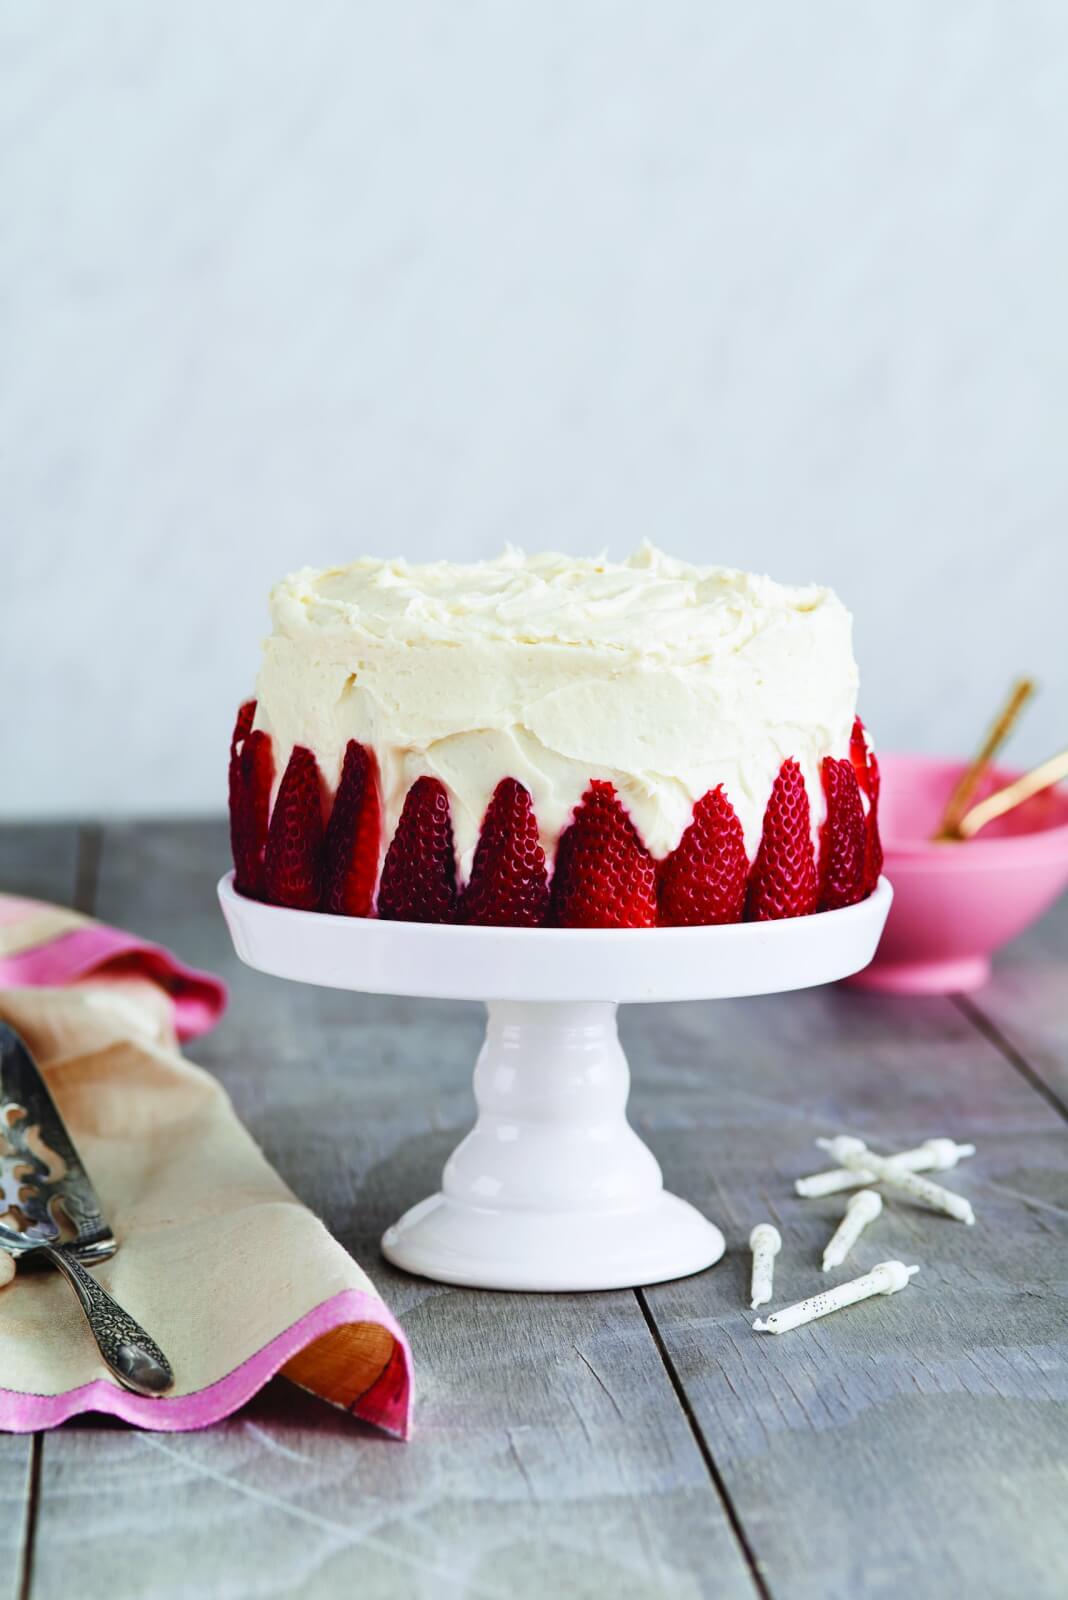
219;874;892;1292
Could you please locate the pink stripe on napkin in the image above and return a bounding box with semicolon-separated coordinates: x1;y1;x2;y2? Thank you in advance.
0;1289;411;1435
0;924;226;1042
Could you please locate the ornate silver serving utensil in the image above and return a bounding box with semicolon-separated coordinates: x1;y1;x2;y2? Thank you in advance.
0;1022;173;1395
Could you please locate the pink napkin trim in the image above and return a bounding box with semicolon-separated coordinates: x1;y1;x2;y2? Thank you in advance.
0;918;226;1043
0;1289;410;1436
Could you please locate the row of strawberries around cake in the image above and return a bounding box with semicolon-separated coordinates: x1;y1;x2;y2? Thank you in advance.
229;701;882;928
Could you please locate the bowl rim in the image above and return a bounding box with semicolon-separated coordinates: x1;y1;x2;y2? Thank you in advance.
879;750;1068;862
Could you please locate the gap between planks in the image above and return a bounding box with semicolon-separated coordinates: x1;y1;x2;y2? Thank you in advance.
634;1287;774;1600
952;993;1068;1124
16;824;99;1599
72;824;103;918
15;1437;42;1600
629;976;1068;1600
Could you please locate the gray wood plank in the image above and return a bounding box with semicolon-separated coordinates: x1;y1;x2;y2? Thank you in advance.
624;982;1068;1600
956;895;1068;1117
29;820;758;1600
0;824;85;1599
0;824;81;911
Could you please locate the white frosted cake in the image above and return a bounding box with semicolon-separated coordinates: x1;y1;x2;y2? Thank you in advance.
228;545;882;928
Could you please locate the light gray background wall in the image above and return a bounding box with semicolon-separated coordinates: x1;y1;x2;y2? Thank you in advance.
2;1;1065;818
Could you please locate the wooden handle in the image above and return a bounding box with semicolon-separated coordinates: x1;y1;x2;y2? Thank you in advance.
935;678;1036;840
956;748;1068;839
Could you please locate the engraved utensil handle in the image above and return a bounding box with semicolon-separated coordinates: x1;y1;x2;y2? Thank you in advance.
42;1245;173;1396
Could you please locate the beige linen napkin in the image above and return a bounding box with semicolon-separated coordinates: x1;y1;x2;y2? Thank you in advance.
0;979;410;1434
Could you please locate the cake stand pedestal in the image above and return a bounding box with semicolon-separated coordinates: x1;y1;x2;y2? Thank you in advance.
219;875;891;1292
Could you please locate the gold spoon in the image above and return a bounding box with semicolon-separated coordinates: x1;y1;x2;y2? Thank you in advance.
933;677;1036;840
955;748;1068;840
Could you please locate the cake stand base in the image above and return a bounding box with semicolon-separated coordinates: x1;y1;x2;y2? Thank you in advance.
381;1000;724;1291
383;1191;721;1293
218;873;892;1292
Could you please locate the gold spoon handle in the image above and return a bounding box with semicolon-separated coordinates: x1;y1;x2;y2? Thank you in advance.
935;677;1036;840
956;748;1068;839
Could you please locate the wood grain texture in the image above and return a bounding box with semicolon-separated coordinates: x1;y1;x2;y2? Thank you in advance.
28;821;756;1600
0;824;81;911
957;898;1068;1117
5;820;1067;1600
625;982;1068;1600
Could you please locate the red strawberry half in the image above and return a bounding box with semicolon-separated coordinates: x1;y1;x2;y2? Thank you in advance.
849;716;884;893
377;777;458;923
849;716;871;796
322;741;382;917
659;785;749;926
549;781;658;928
230;698;256;758
228;700;274;900
263;746;326;910
818;757;867;910
459;778;550;927
746;758;818;921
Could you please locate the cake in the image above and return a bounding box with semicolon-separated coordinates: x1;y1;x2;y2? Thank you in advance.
228;544;882;927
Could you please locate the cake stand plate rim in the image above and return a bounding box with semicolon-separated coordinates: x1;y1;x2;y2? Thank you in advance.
218;873;892;1003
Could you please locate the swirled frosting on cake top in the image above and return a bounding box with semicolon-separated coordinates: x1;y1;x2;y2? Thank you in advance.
255;543;859;873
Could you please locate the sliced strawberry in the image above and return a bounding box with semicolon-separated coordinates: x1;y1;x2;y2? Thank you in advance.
459;778;550;927
849;716;872;797
228;701;274;900
849;715;884;892
863;747;884;891
322;741;382;917
746;758;818;921
549;781;658;928
377;777;458;923
818;757;867;910
263;746;326;910
659;785;749;926
230;698;256;759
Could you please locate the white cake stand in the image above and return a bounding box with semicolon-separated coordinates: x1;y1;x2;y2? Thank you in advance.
219;873;891;1292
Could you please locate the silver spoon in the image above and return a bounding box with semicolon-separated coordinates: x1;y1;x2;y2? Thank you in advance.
0;1022;173;1396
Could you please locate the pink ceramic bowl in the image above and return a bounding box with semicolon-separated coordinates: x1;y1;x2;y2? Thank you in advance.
849;752;1068;994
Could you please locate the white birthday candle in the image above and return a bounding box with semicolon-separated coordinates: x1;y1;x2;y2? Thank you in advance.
748;1223;782;1309
817;1136;975;1225
753;1261;919;1334
795;1137;976;1198
822;1190;882;1272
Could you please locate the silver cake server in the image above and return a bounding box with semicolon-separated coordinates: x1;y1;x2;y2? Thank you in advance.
0;1022;173;1396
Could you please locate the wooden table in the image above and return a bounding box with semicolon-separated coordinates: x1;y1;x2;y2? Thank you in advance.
1;820;1066;1600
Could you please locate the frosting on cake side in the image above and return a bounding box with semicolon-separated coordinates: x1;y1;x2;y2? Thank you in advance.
252;543;859;877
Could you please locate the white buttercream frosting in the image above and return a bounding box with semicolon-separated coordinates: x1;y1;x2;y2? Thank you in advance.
253;543;859;877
